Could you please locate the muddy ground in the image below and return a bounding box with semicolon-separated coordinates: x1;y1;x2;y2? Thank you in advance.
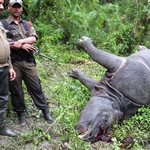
0;110;113;150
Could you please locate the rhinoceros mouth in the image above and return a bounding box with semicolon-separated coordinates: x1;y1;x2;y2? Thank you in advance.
94;124;112;142
77;124;111;142
95;124;107;138
77;126;105;139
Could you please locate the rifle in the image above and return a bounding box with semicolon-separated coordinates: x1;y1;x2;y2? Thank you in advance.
7;38;52;61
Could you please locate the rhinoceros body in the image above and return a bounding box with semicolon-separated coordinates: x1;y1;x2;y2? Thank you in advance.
68;36;150;142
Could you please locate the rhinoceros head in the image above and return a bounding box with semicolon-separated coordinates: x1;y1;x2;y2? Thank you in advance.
75;96;123;142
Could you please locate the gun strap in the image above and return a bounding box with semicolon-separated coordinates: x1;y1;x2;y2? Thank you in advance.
12;24;25;39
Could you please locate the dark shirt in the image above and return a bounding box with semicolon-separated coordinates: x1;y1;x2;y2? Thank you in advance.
5;16;38;64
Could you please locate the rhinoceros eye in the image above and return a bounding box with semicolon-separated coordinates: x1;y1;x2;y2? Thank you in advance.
102;116;108;124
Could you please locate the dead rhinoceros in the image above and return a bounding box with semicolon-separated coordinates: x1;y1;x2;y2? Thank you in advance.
68;36;150;142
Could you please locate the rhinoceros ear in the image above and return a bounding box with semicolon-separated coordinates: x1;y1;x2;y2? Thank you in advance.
114;109;124;121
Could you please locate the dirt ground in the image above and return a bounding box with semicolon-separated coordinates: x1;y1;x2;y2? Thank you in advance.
0;114;59;150
0;113;112;150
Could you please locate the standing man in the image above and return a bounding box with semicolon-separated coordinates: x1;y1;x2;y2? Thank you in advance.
0;0;16;136
2;0;55;126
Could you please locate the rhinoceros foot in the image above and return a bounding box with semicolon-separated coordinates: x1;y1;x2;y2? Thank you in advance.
137;45;148;51
67;68;82;79
76;36;92;49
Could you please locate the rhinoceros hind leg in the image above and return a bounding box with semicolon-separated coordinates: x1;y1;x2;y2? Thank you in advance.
76;36;92;49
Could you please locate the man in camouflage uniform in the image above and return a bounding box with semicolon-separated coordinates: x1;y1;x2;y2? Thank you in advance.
0;0;16;136
2;0;55;126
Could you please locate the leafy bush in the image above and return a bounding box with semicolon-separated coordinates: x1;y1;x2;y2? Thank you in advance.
25;0;150;55
1;0;149;55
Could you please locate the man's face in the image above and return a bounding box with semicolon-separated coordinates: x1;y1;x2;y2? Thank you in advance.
0;0;4;13
8;3;22;17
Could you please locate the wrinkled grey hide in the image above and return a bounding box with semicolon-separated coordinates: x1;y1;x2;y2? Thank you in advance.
68;36;150;142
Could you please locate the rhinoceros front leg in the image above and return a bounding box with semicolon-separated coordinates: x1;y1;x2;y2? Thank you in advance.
68;69;97;91
76;36;124;73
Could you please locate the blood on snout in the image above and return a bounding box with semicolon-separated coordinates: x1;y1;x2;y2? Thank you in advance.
93;124;112;143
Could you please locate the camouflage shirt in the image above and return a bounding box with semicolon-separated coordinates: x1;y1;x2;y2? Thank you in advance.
0;22;12;69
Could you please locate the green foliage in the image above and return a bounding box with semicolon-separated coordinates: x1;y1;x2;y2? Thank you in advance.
23;0;150;55
110;105;150;149
4;41;150;149
2;0;150;149
0;10;10;20
1;0;149;55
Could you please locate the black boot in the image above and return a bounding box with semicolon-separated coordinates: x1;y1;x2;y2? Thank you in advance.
0;112;16;136
42;108;55;123
17;111;26;126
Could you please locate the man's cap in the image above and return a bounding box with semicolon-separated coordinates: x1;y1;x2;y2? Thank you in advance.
9;0;23;6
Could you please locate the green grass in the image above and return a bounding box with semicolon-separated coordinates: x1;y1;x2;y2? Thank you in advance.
4;42;150;150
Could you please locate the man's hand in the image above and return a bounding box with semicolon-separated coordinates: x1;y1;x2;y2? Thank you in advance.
9;68;16;81
21;44;35;53
12;40;22;50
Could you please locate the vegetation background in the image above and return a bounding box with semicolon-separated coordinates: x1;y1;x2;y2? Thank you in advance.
0;0;150;149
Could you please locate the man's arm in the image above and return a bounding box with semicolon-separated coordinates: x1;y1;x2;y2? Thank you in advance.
18;36;36;44
11;36;36;50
